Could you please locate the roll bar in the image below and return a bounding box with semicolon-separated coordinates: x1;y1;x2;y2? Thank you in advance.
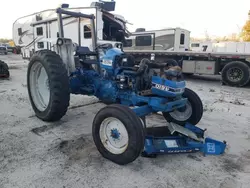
56;7;97;50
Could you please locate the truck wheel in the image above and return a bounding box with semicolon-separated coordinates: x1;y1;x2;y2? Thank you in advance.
162;88;203;126
92;104;145;165
0;60;10;78
221;61;250;87
27;50;70;122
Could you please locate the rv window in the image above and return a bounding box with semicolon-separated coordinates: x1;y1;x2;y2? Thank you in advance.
180;33;185;45
84;25;92;39
135;35;152;46
191;43;200;47
18;28;22;36
37;42;44;49
36;27;43;36
124;39;132;47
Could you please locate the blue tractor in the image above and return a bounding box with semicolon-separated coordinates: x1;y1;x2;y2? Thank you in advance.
27;7;226;165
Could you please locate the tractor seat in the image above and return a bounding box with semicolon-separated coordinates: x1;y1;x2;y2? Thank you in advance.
75;46;98;56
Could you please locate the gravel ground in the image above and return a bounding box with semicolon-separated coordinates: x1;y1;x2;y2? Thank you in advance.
0;54;250;188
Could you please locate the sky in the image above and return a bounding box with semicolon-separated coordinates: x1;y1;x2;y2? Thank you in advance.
0;0;249;39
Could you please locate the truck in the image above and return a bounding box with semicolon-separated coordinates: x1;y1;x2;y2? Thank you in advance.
12;1;129;59
190;41;250;53
122;29;250;87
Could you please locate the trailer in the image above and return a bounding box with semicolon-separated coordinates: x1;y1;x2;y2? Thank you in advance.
12;1;129;59
123;31;250;87
124;27;190;51
190;41;250;53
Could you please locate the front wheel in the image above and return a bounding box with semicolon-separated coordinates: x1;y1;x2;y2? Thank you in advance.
163;88;203;126
92;104;145;165
27;50;70;122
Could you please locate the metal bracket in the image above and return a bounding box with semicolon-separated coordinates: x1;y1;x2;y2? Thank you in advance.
168;122;203;142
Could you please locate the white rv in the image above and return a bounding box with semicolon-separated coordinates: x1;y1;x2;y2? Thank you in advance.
123;28;190;51
12;1;129;59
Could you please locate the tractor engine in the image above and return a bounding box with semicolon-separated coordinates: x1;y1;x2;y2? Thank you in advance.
70;46;185;105
98;47;185;101
99;47;137;91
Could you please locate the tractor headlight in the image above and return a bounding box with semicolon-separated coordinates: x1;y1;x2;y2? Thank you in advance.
122;58;127;62
57;38;64;46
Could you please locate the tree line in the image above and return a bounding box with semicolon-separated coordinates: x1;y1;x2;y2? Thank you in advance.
0;38;12;43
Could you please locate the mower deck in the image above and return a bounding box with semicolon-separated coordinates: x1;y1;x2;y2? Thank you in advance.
142;122;227;157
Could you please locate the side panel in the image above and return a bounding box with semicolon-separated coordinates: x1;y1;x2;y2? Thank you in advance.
182;60;217;75
236;42;245;53
182;60;195;73
245;43;250;53
195;61;216;74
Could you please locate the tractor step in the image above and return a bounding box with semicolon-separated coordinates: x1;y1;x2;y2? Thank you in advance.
142;123;227;157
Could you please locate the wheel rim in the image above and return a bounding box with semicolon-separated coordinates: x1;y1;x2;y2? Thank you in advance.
169;101;192;121
227;67;244;82
99;117;129;154
29;61;50;111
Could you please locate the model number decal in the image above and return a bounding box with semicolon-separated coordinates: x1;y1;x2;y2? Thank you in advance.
101;59;112;66
153;83;169;91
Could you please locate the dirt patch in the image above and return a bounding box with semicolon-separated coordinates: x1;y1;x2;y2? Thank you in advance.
229;98;245;106
31;120;67;136
221;158;243;172
187;154;202;162
56;134;103;167
219;177;240;188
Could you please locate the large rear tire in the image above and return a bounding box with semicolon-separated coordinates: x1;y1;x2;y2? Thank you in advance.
92;104;145;165
27;50;70;122
221;61;250;87
162;88;203;126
